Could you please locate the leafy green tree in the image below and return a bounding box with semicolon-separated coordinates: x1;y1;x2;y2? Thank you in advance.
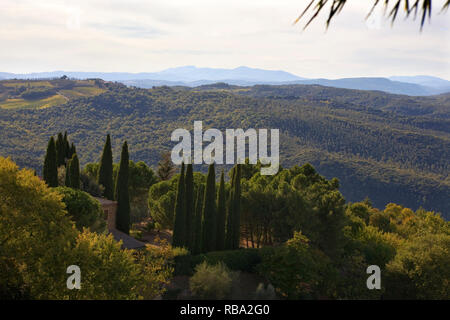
185;163;195;250
172;163;186;247
98;134;114;200
216;170;226;251
202;163;217;252
148;179;177;230
55;186;106;232
385;232;450;299
67;230;142;300
115;141;131;234
0;156;77;299
68;153;80;189
43;136;58;187
257;231;333;299
157;151;176;181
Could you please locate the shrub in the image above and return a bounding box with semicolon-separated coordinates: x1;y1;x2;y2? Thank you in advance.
254;283;276;300
257;232;333;299
174;248;262;276
189;261;237;299
55;186;106;232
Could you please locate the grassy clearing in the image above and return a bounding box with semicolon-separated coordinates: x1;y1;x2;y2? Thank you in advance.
0;95;67;109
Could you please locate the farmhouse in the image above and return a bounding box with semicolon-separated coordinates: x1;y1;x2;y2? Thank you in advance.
94;197;145;250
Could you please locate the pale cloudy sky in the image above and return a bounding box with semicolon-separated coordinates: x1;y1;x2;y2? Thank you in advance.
0;0;449;79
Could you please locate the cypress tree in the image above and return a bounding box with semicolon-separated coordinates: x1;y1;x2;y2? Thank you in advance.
63;131;70;159
192;184;204;255
55;132;66;167
69;142;76;159
43;136;58;187
225;166;236;250
69;153;80;189
216;170;226;251
184;163;194;251
232;164;242;249
201;163;217;252
115;141;130;234
98;134;114;200
172;163;186;247
65;158;71;187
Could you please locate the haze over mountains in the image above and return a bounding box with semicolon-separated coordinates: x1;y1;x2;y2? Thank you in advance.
1;66;449;96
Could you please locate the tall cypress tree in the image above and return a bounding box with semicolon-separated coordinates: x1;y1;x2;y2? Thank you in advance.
65;158;71;187
69;142;76;159
69;153;80;189
63;131;70;159
98;134;114;200
201;163;217;252
43;136;58;187
231;164;242;249
172;163;186;247
225;166;236;250
184;163;194;251
115;142;130;234
193;184;204;255
55;132;66;167
216;170;226;251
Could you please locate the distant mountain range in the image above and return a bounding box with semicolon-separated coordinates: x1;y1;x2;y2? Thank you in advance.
1;66;449;96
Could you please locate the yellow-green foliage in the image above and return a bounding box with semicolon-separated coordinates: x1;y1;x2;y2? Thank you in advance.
67;230;142;300
189;261;236;299
0;79;106;109
0;157;174;300
0;156;77;298
0;95;67;109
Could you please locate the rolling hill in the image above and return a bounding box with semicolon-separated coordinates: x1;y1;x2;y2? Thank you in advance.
1;67;449;96
0;80;448;218
0;78;107;109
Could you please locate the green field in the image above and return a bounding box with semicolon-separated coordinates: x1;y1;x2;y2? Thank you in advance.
0;78;107;109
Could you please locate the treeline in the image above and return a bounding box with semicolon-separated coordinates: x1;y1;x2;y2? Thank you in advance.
0;83;448;216
42;132;132;234
171;163;242;254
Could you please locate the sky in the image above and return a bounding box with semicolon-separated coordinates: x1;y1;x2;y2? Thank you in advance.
0;0;449;79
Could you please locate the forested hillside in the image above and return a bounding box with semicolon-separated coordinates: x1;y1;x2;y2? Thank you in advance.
0;81;448;218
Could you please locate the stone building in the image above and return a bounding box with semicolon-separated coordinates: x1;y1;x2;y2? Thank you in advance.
94;197;145;250
94;197;117;230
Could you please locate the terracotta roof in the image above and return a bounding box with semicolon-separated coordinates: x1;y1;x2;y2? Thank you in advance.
110;228;146;250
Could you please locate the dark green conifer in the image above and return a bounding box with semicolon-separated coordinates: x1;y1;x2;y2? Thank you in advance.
63;131;70;159
193;184;204;255
225;164;241;250
231;164;242;249
201;163;217;252
68;153;80;189
98;134;114;200
65;158;71;187
43;136;58;187
216;170;226;251
184;163;194;250
115;142;130;234
55;132;66;167
172;163;186;247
